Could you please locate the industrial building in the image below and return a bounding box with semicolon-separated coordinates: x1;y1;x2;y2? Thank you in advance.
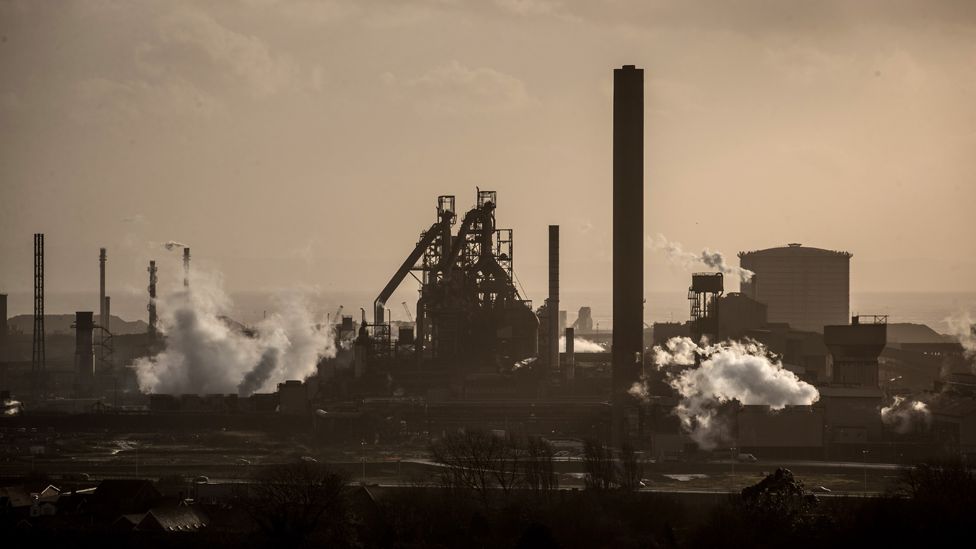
738;244;851;332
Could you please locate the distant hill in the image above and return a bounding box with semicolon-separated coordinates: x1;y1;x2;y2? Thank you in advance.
6;314;150;336
886;322;955;344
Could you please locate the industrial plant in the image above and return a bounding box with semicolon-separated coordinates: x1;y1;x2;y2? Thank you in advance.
1;63;975;546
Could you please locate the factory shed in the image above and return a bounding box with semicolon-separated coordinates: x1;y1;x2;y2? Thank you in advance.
929;398;976;458
736;405;824;458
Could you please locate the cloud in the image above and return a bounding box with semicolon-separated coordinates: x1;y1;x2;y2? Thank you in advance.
138;9;303;98
384;61;531;115
71;77;223;123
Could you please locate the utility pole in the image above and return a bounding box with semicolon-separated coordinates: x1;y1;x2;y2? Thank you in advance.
730;446;737;492
862;449;870;495
361;439;367;485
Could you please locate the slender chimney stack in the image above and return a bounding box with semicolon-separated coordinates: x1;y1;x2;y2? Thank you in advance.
32;233;45;398
183;247;191;288
148;260;158;337
99;248;108;332
612;65;644;445
548;225;560;371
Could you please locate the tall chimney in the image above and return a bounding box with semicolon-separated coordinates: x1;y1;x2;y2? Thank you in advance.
99;248;108;332
548;225;560;371
564;327;575;383
612;65;644;445
75;311;95;395
183;247;191;288
148;260;158;337
32;233;45;398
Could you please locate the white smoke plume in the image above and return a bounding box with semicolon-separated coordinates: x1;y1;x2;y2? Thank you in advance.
881;395;932;434
559;336;605;353
164;240;188;250
130;270;335;396
647;234;754;281
634;336;819;450
944;310;976;361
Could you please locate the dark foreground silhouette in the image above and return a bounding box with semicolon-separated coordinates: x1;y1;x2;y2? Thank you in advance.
3;454;974;548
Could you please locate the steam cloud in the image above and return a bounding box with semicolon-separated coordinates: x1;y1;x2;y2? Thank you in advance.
881;395;932;434
633;337;819;449
648;234;754;281
559;336;605;353
164;240;188;250
944;310;976;361
130;270;335;396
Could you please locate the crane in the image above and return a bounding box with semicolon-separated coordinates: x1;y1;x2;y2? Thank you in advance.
331;305;344;325
401;302;414;323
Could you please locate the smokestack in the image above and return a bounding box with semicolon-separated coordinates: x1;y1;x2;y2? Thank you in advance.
548;225;559;371
612;64;644;445
32;233;45;398
183;247;191;288
75;311;95;395
565;327;575;383
99;248;108;332
148;260;158;337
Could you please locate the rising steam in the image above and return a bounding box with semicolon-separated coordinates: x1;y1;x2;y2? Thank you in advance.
648;234;754;280
944;310;976;361
164;240;188;250
633;336;819;450
130;270;335;396
881;395;932;434
559;336;605;353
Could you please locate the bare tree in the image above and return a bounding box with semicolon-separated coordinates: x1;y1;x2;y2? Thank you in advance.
236;461;349;545
618;442;644;491
523;435;558;496
583;438;617;490
431;429;501;502
430;430;561;503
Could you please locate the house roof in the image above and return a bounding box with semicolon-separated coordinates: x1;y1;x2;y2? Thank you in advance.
137;504;209;532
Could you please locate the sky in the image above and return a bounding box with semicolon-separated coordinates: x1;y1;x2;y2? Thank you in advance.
1;0;975;315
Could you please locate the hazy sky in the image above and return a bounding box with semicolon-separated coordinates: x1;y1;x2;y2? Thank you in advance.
2;0;975;309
